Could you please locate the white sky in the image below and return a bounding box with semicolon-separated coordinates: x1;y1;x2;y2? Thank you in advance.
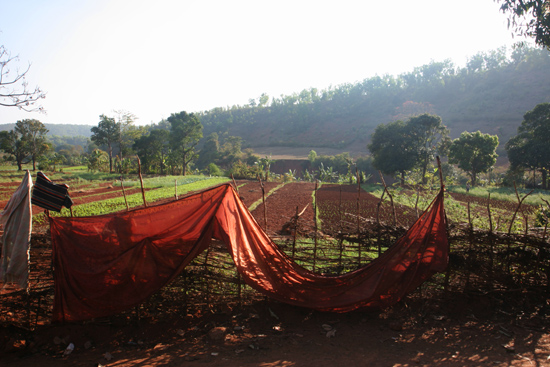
0;0;529;126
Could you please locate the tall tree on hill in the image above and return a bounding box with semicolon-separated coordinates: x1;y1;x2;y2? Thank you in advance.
506;102;550;189
448;131;499;187
168;111;203;176
407;114;449;184
91;115;119;173
134;129;171;174
368;120;419;185
15;119;50;170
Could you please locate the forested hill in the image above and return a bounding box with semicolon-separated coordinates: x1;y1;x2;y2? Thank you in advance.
0;123;93;138
198;46;550;156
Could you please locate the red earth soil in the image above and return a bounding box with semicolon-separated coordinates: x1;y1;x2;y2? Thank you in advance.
1;182;549;366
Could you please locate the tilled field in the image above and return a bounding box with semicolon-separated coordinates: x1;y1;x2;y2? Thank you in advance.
1;181;549;367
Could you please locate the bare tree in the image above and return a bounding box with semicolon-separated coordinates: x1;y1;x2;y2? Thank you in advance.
0;45;46;112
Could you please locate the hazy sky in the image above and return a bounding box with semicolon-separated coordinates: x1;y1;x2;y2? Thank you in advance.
0;0;529;126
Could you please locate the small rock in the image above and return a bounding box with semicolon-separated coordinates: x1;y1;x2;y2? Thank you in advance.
154;343;168;351
63;343;74;356
177;329;185;337
234;326;244;331
322;324;333;331
211;352;219;356
84;340;92;350
503;344;515;353
208;327;227;341
235;349;244;354
326;329;337;338
104;352;113;361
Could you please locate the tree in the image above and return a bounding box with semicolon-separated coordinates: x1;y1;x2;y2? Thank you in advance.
449;131;499;187
14;119;50;170
113;110;140;167
134;129;170;174
506;102;550;188
0;129;28;170
91;115;119;173
0;45;46;111
495;0;550;48
168;111;203;176
407;114;449;184
367;120;419;185
196;133;220;170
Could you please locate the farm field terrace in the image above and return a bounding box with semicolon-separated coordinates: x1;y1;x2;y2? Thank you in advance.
1;177;549;367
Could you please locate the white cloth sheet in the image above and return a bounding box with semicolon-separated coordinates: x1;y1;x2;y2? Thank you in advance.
0;171;33;290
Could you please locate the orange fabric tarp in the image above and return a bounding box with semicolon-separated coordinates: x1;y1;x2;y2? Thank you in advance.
49;183;448;322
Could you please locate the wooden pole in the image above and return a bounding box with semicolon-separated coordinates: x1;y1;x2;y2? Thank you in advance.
120;177;129;211
508;182;533;235
137;156;148;207
231;174;239;195
292;206;299;260
356;168;361;266
175;179;178;200
487;193;492;233
313;181;318;272
379;172;396;226
259;177;267;232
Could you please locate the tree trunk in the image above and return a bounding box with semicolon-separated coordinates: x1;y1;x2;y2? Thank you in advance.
108;144;113;173
542;169;548;190
400;171;405;186
182;151;187;176
32;155;36;171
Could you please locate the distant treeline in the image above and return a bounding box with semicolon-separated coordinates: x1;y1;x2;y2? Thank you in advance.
197;45;550;155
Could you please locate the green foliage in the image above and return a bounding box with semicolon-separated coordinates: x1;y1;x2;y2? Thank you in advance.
449;131;499;186
495;0;550;48
168;111;203;176
197;45;550;155
506;102;550;189
205;163;223;176
535;205;549;226
49;176;230;217
91;115;119;173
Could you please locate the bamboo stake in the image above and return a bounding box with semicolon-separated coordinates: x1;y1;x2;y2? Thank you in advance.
258;177;267;232
292;206;299;260
508;182;533;235
356;168;361;266
231;174;239;195
467;201;472;230
313;181;318;272
487;193;492;233
356;167;361;235
379;172;396;226
436;156;444;188
120;177;129;211
136;156;148;207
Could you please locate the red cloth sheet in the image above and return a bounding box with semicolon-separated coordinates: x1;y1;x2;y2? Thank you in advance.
50;183;448;322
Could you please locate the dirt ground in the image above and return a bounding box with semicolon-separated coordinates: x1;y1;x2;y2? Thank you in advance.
1;181;549;366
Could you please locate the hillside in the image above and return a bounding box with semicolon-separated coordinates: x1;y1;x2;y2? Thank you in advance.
199;46;550;157
0;123;93;138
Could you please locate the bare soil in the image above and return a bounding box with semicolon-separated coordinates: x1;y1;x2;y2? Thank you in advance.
1;182;549;367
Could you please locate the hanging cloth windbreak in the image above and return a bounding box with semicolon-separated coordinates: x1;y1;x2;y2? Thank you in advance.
0;171;33;290
32;171;73;212
49;183;448;322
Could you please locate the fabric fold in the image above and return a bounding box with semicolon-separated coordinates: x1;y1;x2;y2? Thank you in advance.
50;183;448;322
